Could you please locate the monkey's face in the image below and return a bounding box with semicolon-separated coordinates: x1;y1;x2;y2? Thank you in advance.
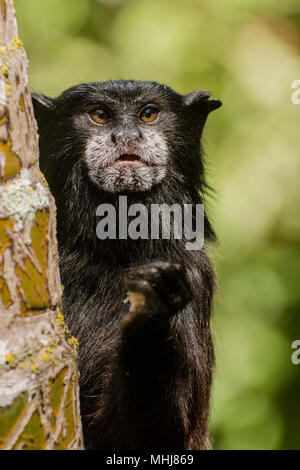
32;80;221;195
83;90;170;193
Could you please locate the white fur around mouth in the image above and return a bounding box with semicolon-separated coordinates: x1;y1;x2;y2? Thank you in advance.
84;131;169;191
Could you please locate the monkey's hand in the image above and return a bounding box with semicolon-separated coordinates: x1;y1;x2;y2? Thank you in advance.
122;261;191;329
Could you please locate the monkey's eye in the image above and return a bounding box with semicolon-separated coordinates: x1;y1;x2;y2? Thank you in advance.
90;108;110;124
139;106;159;123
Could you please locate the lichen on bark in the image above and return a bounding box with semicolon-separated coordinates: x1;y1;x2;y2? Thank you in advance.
0;0;83;450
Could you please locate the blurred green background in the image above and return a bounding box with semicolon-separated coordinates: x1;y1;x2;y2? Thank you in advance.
15;0;300;450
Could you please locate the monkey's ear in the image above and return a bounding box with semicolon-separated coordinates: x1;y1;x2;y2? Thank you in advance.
31;93;55;126
183;90;222;117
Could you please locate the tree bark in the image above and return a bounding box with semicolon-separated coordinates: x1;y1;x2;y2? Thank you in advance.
0;0;83;450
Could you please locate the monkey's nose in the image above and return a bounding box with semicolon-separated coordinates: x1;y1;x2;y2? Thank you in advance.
111;128;142;145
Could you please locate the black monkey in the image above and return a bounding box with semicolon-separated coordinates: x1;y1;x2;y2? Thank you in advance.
32;80;222;450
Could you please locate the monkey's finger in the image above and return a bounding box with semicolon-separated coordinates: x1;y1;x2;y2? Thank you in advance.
125;278;155;297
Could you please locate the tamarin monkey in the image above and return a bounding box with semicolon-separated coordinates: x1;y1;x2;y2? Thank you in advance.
32;80;222;450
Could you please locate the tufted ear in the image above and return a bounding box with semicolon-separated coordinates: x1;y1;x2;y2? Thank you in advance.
31;93;55;127
183;90;222;122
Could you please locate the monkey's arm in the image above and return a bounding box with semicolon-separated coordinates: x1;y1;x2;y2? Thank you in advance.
104;261;212;450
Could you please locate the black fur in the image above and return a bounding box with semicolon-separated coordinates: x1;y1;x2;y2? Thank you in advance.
32;80;222;450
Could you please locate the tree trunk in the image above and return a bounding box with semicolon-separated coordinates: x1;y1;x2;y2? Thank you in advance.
0;0;83;450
